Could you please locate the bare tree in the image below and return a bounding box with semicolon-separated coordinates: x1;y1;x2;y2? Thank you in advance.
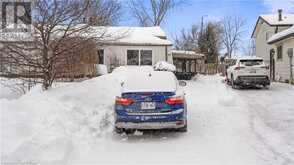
85;0;122;26
220;16;246;58
198;22;222;63
174;25;199;51
1;0;120;90
174;22;221;63
128;0;184;26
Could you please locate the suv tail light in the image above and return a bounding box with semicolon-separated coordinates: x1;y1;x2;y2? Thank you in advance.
115;97;134;106
234;66;245;70
260;66;269;70
165;96;184;105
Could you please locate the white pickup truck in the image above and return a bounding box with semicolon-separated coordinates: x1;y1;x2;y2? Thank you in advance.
226;57;270;88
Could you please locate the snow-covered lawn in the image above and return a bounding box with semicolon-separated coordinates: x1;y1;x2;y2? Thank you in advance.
1;67;294;165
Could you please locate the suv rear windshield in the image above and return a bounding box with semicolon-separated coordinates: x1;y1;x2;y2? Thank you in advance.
240;59;263;66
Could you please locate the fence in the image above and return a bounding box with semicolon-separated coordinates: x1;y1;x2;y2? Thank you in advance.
197;63;218;75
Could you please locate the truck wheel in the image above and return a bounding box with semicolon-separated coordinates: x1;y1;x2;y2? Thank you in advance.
263;85;270;90
115;127;124;134
231;75;238;89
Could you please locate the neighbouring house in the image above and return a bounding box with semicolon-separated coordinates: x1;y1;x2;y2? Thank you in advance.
252;9;294;82
0;26;173;79
97;26;173;71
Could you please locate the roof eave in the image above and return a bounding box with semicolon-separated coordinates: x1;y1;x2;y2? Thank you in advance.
268;34;294;44
252;17;273;38
251;16;262;38
101;42;172;46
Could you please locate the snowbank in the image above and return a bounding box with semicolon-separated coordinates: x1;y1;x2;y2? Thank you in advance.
0;78;28;100
1;69;125;164
1;67;294;165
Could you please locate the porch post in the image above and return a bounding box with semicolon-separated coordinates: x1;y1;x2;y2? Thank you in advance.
270;49;275;81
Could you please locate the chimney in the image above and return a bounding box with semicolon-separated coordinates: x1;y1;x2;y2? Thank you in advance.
278;9;283;21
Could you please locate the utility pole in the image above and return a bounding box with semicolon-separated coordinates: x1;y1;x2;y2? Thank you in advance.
200;15;208;63
200;15;208;36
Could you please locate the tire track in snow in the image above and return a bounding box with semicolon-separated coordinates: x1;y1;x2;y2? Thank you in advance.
239;93;294;165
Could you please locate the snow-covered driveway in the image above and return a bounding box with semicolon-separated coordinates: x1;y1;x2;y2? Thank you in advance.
183;76;294;165
1;68;294;165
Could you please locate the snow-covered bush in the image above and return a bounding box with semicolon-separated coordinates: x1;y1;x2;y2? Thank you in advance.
96;64;108;76
153;61;176;72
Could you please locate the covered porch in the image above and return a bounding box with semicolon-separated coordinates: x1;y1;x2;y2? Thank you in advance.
172;50;205;73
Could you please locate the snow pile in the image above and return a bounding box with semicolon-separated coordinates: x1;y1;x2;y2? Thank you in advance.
0;78;28;100
0;69;126;164
153;61;176;72
96;64;108;75
1;66;171;164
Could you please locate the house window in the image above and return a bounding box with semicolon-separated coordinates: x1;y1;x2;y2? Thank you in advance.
127;50;139;65
277;45;283;60
97;49;104;64
127;50;153;66
266;32;270;41
140;50;152;65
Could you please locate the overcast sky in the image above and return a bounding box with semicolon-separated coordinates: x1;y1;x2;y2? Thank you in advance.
120;0;294;55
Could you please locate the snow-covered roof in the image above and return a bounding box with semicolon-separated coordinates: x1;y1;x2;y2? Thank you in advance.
268;26;294;44
1;25;172;46
252;14;294;38
122;71;177;93
236;56;263;60
94;26;172;46
171;50;204;56
260;14;294;25
172;50;204;59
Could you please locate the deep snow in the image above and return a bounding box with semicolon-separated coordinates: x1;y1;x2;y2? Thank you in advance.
1;67;294;165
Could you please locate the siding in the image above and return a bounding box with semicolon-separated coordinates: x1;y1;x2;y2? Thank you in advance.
255;23;275;64
103;45;172;71
274;37;294;82
255;22;291;65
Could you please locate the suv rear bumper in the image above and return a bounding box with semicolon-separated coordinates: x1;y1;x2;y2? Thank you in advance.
115;121;186;129
235;76;270;86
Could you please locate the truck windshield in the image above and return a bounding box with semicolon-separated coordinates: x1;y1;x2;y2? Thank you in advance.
240;59;263;66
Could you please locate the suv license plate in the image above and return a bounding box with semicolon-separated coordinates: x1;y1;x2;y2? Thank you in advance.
141;102;156;110
250;69;256;73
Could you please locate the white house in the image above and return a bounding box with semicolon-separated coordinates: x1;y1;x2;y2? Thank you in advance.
0;25;173;77
95;26;173;71
268;26;294;82
252;10;294;82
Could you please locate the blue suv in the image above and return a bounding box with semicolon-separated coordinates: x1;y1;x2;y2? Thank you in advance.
114;71;187;133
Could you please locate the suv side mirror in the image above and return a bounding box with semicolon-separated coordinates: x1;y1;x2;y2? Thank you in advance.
179;80;187;87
